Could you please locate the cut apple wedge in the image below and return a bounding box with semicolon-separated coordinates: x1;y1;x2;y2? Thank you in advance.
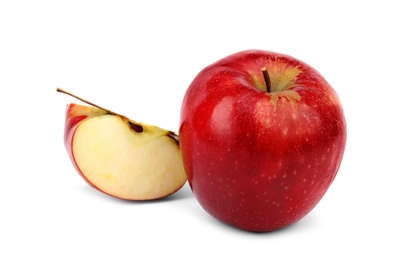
57;88;187;200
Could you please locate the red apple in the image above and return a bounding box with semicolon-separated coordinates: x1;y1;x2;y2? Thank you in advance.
179;50;346;232
58;88;187;201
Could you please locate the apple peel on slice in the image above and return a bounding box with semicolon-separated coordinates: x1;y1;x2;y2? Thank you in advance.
58;88;187;201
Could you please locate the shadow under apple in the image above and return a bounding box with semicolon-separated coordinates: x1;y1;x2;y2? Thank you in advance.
79;182;194;204
210;211;321;235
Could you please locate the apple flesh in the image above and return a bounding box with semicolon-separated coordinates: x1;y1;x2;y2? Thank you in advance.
179;50;346;232
59;89;187;200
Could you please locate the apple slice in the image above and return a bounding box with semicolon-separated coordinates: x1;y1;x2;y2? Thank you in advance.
57;88;187;200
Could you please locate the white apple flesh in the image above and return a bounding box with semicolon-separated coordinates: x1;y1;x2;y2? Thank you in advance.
58;88;187;201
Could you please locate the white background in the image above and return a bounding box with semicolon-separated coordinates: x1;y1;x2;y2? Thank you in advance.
1;0;399;259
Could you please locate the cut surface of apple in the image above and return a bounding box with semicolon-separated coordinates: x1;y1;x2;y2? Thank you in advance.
73;114;186;200
58;88;187;201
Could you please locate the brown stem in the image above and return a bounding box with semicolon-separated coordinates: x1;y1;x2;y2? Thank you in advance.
56;88;118;115
57;88;147;133
261;67;271;93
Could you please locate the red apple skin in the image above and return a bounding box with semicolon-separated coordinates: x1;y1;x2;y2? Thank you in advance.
179;50;346;232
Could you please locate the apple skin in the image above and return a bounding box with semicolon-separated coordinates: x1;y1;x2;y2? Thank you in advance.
179;50;346;232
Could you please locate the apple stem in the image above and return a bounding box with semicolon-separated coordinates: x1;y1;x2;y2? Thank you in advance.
262;67;271;93
56;88;118;115
57;88;150;134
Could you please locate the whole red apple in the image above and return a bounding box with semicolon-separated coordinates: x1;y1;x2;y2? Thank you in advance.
179;50;346;232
